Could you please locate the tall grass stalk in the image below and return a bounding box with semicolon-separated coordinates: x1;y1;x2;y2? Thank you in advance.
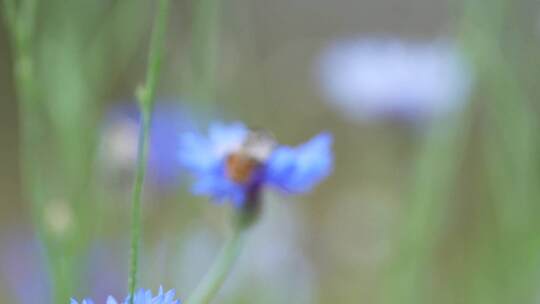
127;0;171;302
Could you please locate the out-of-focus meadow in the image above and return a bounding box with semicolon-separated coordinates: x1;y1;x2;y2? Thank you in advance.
1;0;540;303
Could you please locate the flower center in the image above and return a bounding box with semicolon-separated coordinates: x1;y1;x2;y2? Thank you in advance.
225;130;277;184
226;153;261;184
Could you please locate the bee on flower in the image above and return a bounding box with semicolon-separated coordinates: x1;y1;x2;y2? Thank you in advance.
178;122;333;208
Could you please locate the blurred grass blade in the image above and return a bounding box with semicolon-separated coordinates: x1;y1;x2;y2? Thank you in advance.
188;0;221;104
459;0;539;303
382;116;470;304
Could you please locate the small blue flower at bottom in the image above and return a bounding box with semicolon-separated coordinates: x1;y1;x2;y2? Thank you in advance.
70;287;180;304
178;122;333;206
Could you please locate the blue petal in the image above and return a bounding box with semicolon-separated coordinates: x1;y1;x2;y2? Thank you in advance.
179;122;249;205
192;173;246;204
208;122;248;152
178;122;248;175
106;296;118;304
266;132;333;193
163;289;176;303
71;300;93;304
178;132;218;173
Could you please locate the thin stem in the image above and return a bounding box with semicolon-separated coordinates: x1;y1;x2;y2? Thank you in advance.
127;0;170;302
186;219;248;304
138;0;170;112
127;111;151;302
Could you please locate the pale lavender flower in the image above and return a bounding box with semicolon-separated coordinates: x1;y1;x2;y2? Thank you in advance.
318;37;473;123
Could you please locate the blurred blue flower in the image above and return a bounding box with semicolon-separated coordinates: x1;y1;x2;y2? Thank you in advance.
178;122;333;206
71;287;180;304
318;37;474;123
101;101;195;189
0;231;50;303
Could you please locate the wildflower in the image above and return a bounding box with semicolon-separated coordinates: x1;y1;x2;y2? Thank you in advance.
71;287;180;304
178;122;333;207
317;37;473;123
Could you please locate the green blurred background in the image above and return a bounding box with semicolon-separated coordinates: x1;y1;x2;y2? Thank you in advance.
1;0;540;303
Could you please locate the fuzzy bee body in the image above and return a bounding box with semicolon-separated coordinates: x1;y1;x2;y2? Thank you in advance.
226;153;262;184
225;130;276;184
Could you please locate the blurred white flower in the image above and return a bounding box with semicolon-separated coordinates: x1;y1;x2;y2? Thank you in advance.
317;37;474;124
101;116;139;170
44;198;74;238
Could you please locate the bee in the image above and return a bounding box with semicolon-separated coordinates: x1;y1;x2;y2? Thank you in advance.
225;129;276;184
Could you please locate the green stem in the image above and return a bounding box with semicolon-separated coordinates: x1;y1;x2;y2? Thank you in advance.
127;111;151;301
127;0;170;302
186;219;248;304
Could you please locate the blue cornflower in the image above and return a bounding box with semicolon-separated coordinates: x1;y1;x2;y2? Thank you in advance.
178;122;333;207
71;287;180;304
